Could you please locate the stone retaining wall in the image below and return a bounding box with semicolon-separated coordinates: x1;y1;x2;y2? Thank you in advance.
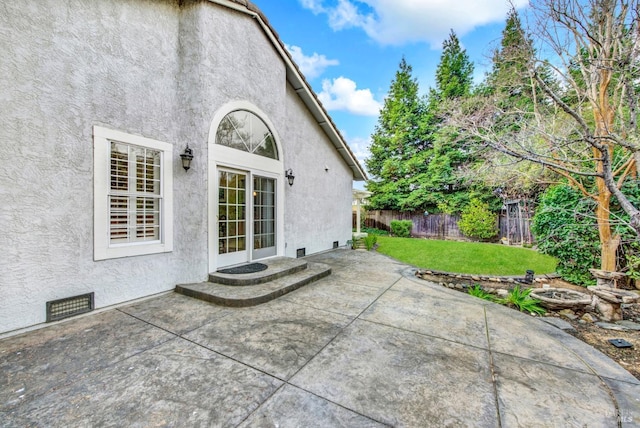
415;269;566;293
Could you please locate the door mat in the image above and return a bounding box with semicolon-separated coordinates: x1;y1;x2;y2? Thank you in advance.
218;263;268;275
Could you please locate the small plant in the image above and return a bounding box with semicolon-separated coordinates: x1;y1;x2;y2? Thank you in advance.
468;285;496;302
390;220;412;238
498;286;545;315
626;254;640;280
363;234;378;251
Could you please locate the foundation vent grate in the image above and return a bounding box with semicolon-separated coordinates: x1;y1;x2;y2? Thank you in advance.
296;248;306;258
333;241;339;249
46;292;95;322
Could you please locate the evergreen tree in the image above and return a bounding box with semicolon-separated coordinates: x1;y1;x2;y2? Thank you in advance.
408;30;479;213
469;8;555;201
433;30;474;102
365;58;430;210
485;9;535;105
483;8;556;127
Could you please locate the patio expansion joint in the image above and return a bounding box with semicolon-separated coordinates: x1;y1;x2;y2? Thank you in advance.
178;272;407;428
487;347;638;386
542;333;626;428
6;312;181;412
482;310;628;428
238;275;408;427
115;308;289;383
483;306;504;428
283;276;403;384
236;382;392;428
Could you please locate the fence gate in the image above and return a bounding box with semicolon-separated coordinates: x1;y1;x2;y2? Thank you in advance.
503;199;534;245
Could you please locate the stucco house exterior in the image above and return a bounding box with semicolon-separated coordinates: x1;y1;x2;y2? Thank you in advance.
0;0;366;336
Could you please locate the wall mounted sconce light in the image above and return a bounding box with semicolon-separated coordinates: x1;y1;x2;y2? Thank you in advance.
180;145;194;172
285;168;295;186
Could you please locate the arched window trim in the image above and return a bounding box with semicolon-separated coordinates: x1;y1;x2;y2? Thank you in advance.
215;109;279;160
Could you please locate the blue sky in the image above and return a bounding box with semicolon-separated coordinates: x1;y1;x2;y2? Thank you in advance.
251;0;529;184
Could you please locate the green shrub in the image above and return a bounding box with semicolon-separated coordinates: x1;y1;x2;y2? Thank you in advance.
498;286;545;315
364;235;378;251
468;285;496;302
626;254;640;281
390;220;412;238
362;227;389;236
531;185;599;286
457;198;498;240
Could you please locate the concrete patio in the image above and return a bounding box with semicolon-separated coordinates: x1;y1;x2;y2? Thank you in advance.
1;249;639;427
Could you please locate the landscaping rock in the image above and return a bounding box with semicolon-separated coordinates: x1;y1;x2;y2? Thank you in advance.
580;313;598;323
615;320;640;331
496;289;509;298
558;309;578;320
594;298;623;322
541;317;576;331
595;322;631;331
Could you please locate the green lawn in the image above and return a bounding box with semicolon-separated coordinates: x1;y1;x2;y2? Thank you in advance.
375;236;557;275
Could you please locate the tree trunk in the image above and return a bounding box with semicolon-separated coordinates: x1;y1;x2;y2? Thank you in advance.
595;193;620;271
591;51;623;271
593;94;620;271
595;147;619;271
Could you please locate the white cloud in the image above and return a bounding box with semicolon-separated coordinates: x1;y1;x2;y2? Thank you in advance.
318;76;382;116
339;131;371;178
286;45;339;80
300;0;529;47
346;135;371;167
299;0;326;14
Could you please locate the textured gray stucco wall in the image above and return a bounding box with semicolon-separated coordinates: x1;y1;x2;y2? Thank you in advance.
0;0;191;334
0;0;356;335
282;85;354;257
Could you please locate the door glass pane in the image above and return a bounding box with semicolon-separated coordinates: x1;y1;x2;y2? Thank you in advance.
219;171;246;254
253;177;276;253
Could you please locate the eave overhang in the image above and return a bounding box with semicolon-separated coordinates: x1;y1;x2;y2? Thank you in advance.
208;0;368;181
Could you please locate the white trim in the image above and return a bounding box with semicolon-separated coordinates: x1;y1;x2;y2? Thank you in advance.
93;126;174;260
208;101;284;159
208;101;285;272
215;167;250;267
251;172;278;260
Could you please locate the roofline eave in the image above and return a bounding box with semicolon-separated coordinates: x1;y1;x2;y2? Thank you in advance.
206;0;368;181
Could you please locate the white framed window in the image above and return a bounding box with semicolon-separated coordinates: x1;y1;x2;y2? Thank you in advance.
93;126;173;260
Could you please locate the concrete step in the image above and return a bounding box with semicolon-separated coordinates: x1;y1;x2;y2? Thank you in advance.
208;257;308;286
176;261;331;307
352;241;366;250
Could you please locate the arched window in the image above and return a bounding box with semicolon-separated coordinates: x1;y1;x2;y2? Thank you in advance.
215;110;278;159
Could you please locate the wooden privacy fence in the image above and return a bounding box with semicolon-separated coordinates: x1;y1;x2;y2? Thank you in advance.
353;208;534;244
360;210;465;240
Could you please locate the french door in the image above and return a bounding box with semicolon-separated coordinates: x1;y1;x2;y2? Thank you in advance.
252;176;276;260
217;169;276;267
